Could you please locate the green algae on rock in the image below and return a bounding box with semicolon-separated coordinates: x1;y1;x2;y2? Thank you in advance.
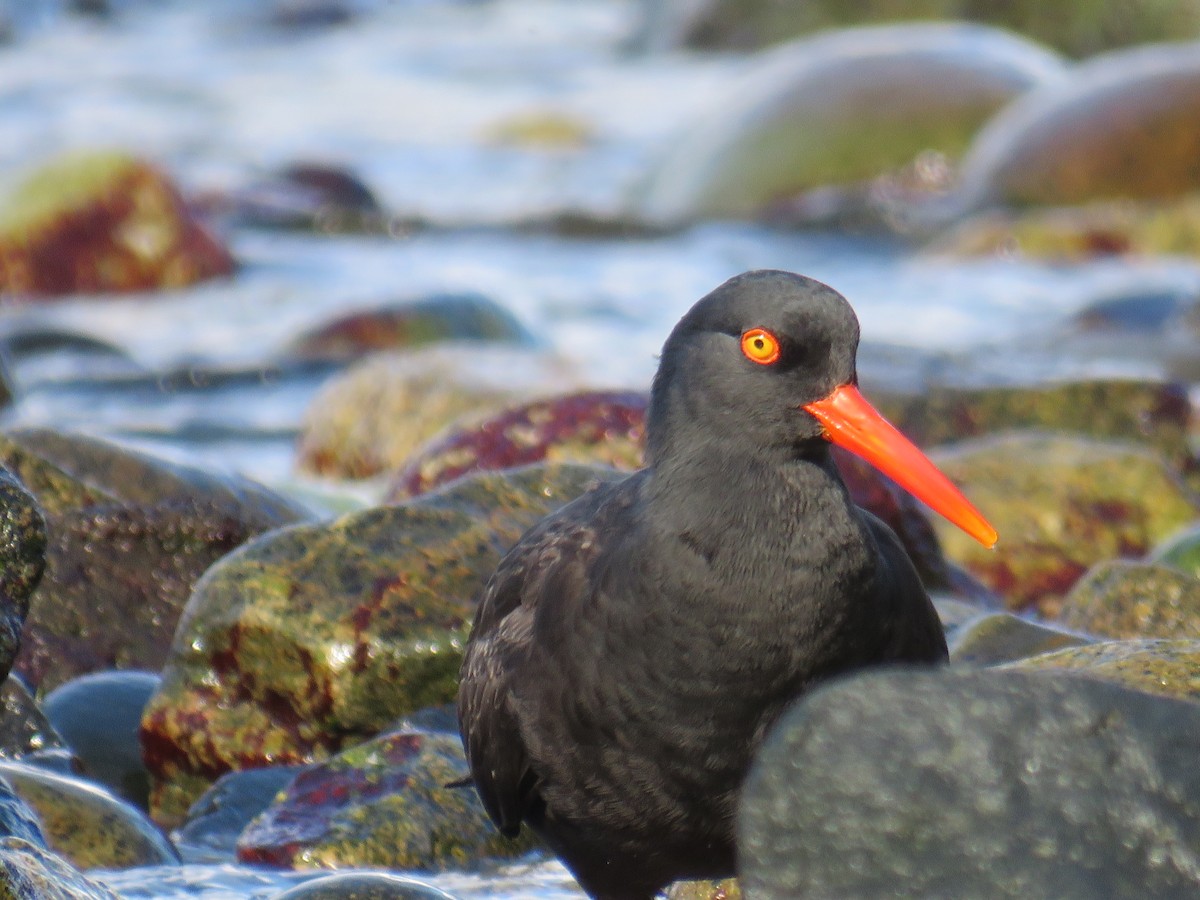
0;761;179;870
237;728;535;871
1149;520;1200;576
875;380;1193;478
926;195;1200;260
0;151;235;299
635;23;1061;224
141;463;619;825
296;345;582;479
1055;560;1200;640
0;677;63;761
0;837;122;900
1002;638;1200;701
930;432;1199;616
948;612;1090;666
0;467;45;684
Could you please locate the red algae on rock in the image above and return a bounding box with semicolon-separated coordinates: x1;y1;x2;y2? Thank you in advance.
0;151;234;299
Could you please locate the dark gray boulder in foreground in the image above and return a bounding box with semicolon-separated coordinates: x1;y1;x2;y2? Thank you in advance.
738;667;1200;899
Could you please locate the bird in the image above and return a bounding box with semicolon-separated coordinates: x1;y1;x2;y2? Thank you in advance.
457;269;997;899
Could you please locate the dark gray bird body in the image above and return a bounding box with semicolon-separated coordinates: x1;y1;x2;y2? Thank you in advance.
458;270;948;898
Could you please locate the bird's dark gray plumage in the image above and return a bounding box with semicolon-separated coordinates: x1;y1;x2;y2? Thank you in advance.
457;270;948;899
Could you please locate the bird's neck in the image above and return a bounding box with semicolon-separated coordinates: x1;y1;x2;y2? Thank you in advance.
644;440;866;560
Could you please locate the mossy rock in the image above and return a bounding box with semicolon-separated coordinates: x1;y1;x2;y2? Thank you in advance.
930;432;1199;616
955;43;1200;213
284;293;535;363
0;430;309;691
386;390;647;501
237;728;535;870
683;0;1200;59
948;612;1090;665
667;878;742;900
636;23;1061;224
1055;559;1200;640
141;463;619;826
0;151;234;299
295;345;582;479
0;468;45;684
1149;520;1200;576
0;761;178;870
875;379;1193;477
1003;638;1200;700
271;872;455;900
927;195;1200;260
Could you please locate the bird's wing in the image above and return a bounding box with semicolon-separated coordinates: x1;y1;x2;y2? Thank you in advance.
457;477;634;834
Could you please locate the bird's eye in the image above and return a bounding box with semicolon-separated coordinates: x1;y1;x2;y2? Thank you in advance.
740;327;781;365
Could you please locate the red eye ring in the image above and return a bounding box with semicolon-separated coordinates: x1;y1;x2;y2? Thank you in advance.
741;328;781;365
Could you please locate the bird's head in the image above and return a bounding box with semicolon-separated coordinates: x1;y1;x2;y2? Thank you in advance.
647;270;996;548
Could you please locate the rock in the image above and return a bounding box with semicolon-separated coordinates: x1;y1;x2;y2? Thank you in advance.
877;380;1193;479
0;429;308;690
0;326;143;385
237;728;535;870
295;345;582;479
285;293;535;363
1148;520;1200;576
929;432;1199;616
1055;560;1200;640
956;42;1200;213
739;667;1200;899
271;872;457;900
0;761;179;870
931;595;991;641
1004;637;1200;700
42;671;160;809
0;467;46;684
141;463;619;825
206;161;383;233
0;778;45;847
0;838;121;899
0;151;235;300
0;677;64;760
174;765;307;862
386;390;648;501
666;878;742;900
682;0;1200;58
636;23;1062;224
949;612;1090;665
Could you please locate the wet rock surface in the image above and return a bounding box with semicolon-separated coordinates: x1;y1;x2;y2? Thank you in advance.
141;463;619;825
237;727;534;870
949;612;1090;665
0;760;179;870
42;671;160;809
739;668;1200;899
0;837;122;899
0;677;64;761
174;765;307;861
0;151;235;299
270;872;456;900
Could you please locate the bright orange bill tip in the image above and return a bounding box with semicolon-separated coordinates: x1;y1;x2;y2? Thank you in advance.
803;384;998;549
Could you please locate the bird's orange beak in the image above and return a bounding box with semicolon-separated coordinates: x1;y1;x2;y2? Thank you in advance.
804;384;997;548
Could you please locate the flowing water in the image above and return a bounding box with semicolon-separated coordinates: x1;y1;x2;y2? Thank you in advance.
1;0;1198;895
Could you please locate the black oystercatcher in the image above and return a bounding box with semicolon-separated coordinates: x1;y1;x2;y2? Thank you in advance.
457;270;996;899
